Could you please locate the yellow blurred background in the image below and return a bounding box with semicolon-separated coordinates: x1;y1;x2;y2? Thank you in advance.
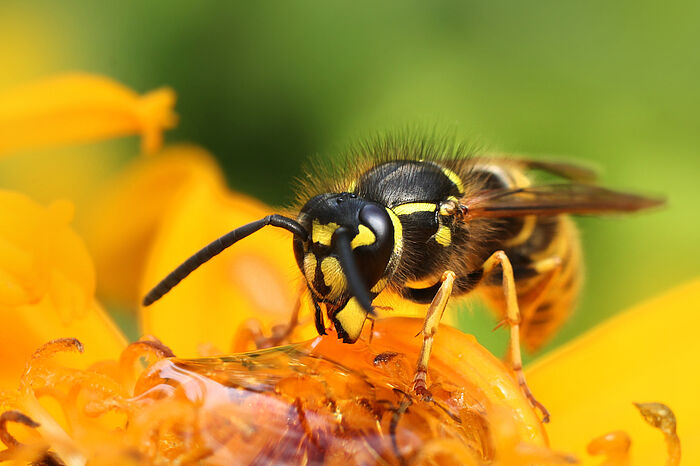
1;1;698;358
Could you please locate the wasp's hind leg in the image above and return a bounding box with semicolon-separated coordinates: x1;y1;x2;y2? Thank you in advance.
482;251;551;423
412;270;457;399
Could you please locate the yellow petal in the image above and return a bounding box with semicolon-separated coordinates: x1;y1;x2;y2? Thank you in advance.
0;191;127;389
526;279;700;465
0;73;177;156
140;177;314;357
83;146;225;307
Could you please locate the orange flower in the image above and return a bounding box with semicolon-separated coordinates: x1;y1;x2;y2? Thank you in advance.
0;73;695;465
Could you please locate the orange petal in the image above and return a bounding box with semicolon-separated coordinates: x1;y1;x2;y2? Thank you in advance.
0;73;177;156
83;146;225;307
526;278;700;465
140;176;315;357
0;191;126;390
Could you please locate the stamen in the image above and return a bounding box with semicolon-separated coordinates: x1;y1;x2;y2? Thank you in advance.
634;402;680;466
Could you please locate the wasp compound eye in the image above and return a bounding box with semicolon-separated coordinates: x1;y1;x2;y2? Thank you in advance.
352;202;394;291
359;203;393;255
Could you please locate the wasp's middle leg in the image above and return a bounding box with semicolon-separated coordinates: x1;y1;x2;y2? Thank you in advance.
482;250;551;422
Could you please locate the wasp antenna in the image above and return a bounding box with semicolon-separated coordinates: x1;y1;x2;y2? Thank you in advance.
333;227;376;315
142;214;308;306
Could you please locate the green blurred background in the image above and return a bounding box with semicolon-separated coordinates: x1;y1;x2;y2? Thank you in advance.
1;1;698;358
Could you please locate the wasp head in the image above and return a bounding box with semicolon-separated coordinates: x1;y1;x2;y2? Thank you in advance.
293;193;401;341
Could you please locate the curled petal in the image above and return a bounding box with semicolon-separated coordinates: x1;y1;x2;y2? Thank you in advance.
118;337;175;389
0;410;63;465
0;73;176;156
0;410;39;447
26;338;84;367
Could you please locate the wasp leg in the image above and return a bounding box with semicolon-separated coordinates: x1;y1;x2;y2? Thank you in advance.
496;256;562;334
234;282;307;350
412;270;456;399
482;250;551;423
512;256;563;356
258;282;308;348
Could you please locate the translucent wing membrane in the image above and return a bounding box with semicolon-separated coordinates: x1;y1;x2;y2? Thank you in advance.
518;159;599;182
484;155;600;182
465;183;665;218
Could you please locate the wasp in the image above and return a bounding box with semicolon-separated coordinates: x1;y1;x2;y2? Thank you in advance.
143;135;663;422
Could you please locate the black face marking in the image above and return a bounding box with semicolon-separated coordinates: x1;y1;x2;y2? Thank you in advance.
354;161;462;207
331;302;352;343
312;259;331;297
312;298;326;335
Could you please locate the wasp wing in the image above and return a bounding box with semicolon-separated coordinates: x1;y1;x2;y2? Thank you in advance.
464;183;665;218
481;155;599;182
518;159;598;182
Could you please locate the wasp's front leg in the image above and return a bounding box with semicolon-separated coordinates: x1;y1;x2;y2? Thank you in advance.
233;282;307;351
412;270;456;399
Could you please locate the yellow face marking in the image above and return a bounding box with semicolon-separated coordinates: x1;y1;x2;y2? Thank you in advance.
434;225;452;247
385;208;403;255
351;225;376;248
320;256;347;301
312;219;339;246
393;202;436;217
334;297;368;343
441;167;464;193
303;253;317;291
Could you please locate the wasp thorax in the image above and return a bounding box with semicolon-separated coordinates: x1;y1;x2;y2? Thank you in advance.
293;193;397;304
